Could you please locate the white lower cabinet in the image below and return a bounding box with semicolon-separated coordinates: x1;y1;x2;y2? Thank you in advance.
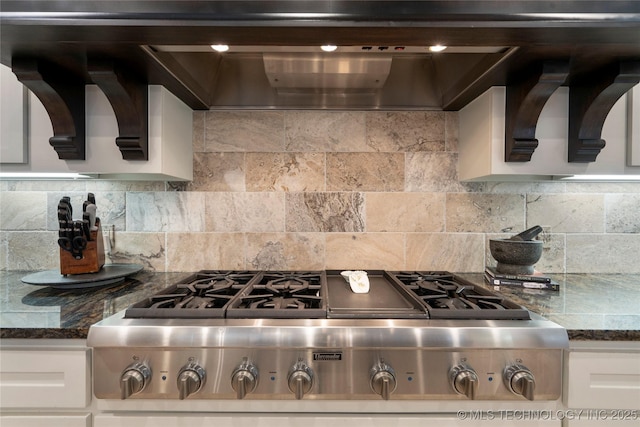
94;414;558;427
0;414;91;427
0;339;92;427
564;342;640;427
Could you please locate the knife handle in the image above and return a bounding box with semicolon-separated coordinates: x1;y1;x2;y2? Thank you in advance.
59;197;72;218
82;215;92;241
85;204;97;230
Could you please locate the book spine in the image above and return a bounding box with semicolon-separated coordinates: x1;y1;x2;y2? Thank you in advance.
485;269;551;283
485;274;559;291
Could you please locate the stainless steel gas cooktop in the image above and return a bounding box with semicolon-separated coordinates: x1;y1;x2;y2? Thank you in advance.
88;270;568;402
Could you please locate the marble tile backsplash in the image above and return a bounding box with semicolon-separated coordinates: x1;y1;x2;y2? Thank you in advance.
2;110;640;273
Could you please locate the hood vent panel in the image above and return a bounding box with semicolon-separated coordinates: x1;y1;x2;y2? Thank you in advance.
263;53;392;93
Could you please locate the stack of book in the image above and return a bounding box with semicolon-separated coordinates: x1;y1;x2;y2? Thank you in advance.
484;266;559;291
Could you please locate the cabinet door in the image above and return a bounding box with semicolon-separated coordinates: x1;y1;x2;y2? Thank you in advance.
0;414;90;427
566;416;640;427
95;414;559;427
566;351;640;409
0;349;90;408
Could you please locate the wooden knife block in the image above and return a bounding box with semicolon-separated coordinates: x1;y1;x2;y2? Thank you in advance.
59;220;106;275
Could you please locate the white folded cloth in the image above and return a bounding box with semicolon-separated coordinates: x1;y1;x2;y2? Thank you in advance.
340;270;370;293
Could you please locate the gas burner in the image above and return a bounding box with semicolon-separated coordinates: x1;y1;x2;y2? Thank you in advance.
227;271;327;318
389;271;530;320
125;271;259;318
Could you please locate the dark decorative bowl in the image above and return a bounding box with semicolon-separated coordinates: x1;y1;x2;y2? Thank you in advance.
489;239;543;275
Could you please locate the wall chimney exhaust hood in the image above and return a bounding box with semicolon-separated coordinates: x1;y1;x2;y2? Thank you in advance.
143;45;511;110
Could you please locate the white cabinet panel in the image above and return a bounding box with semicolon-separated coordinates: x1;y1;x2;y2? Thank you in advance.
0;64;28;164
0;349;90;408
95;414;559;427
628;84;640;166
567;416;640;427
566;351;640;410
0;414;91;427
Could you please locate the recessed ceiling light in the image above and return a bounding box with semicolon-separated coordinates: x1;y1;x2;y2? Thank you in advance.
211;44;229;52
429;45;447;52
321;44;338;52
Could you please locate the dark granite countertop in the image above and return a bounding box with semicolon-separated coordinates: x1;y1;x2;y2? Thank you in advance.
1;270;639;341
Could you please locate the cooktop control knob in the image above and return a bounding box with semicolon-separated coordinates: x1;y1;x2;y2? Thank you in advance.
177;362;206;400
287;361;313;400
370;361;397;400
231;361;258;399
503;364;536;401
449;364;479;400
120;362;151;400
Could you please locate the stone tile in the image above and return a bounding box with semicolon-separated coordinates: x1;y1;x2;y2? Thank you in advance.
406;152;482;193
565;182;640;194
205;192;285;232
603;315;640;329
366;111;445;152
285;111;367;152
366;193;445;232
167;232;245;271
246;232;325;270
246;152;325;192
192;110;205;152
93;192;126;231
206;111;284;152
286;192;365;232
406;233;485;272
326;153;404;191
446;193;525;233
126;192;205;232
605;193;640;233
188;152;245;192
527;194;605;233
0;232;7;270
7;231;59;270
1;192;47;230
3;180;88;192
106;232;166;271
91;181;166;191
484;181;566;194
545;314;605;330
567;234;640;273
534;233;565;274
445;111;459;152
325;233;405;270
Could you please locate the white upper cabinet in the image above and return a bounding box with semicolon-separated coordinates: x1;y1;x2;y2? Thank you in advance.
1;84;193;181
458;85;640;181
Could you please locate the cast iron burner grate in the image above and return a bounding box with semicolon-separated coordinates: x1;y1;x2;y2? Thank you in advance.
124;271;258;318
390;272;530;320
226;271;327;318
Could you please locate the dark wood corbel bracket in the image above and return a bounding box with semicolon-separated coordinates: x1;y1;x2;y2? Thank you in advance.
505;60;570;162
88;59;148;161
568;60;640;163
11;58;85;160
